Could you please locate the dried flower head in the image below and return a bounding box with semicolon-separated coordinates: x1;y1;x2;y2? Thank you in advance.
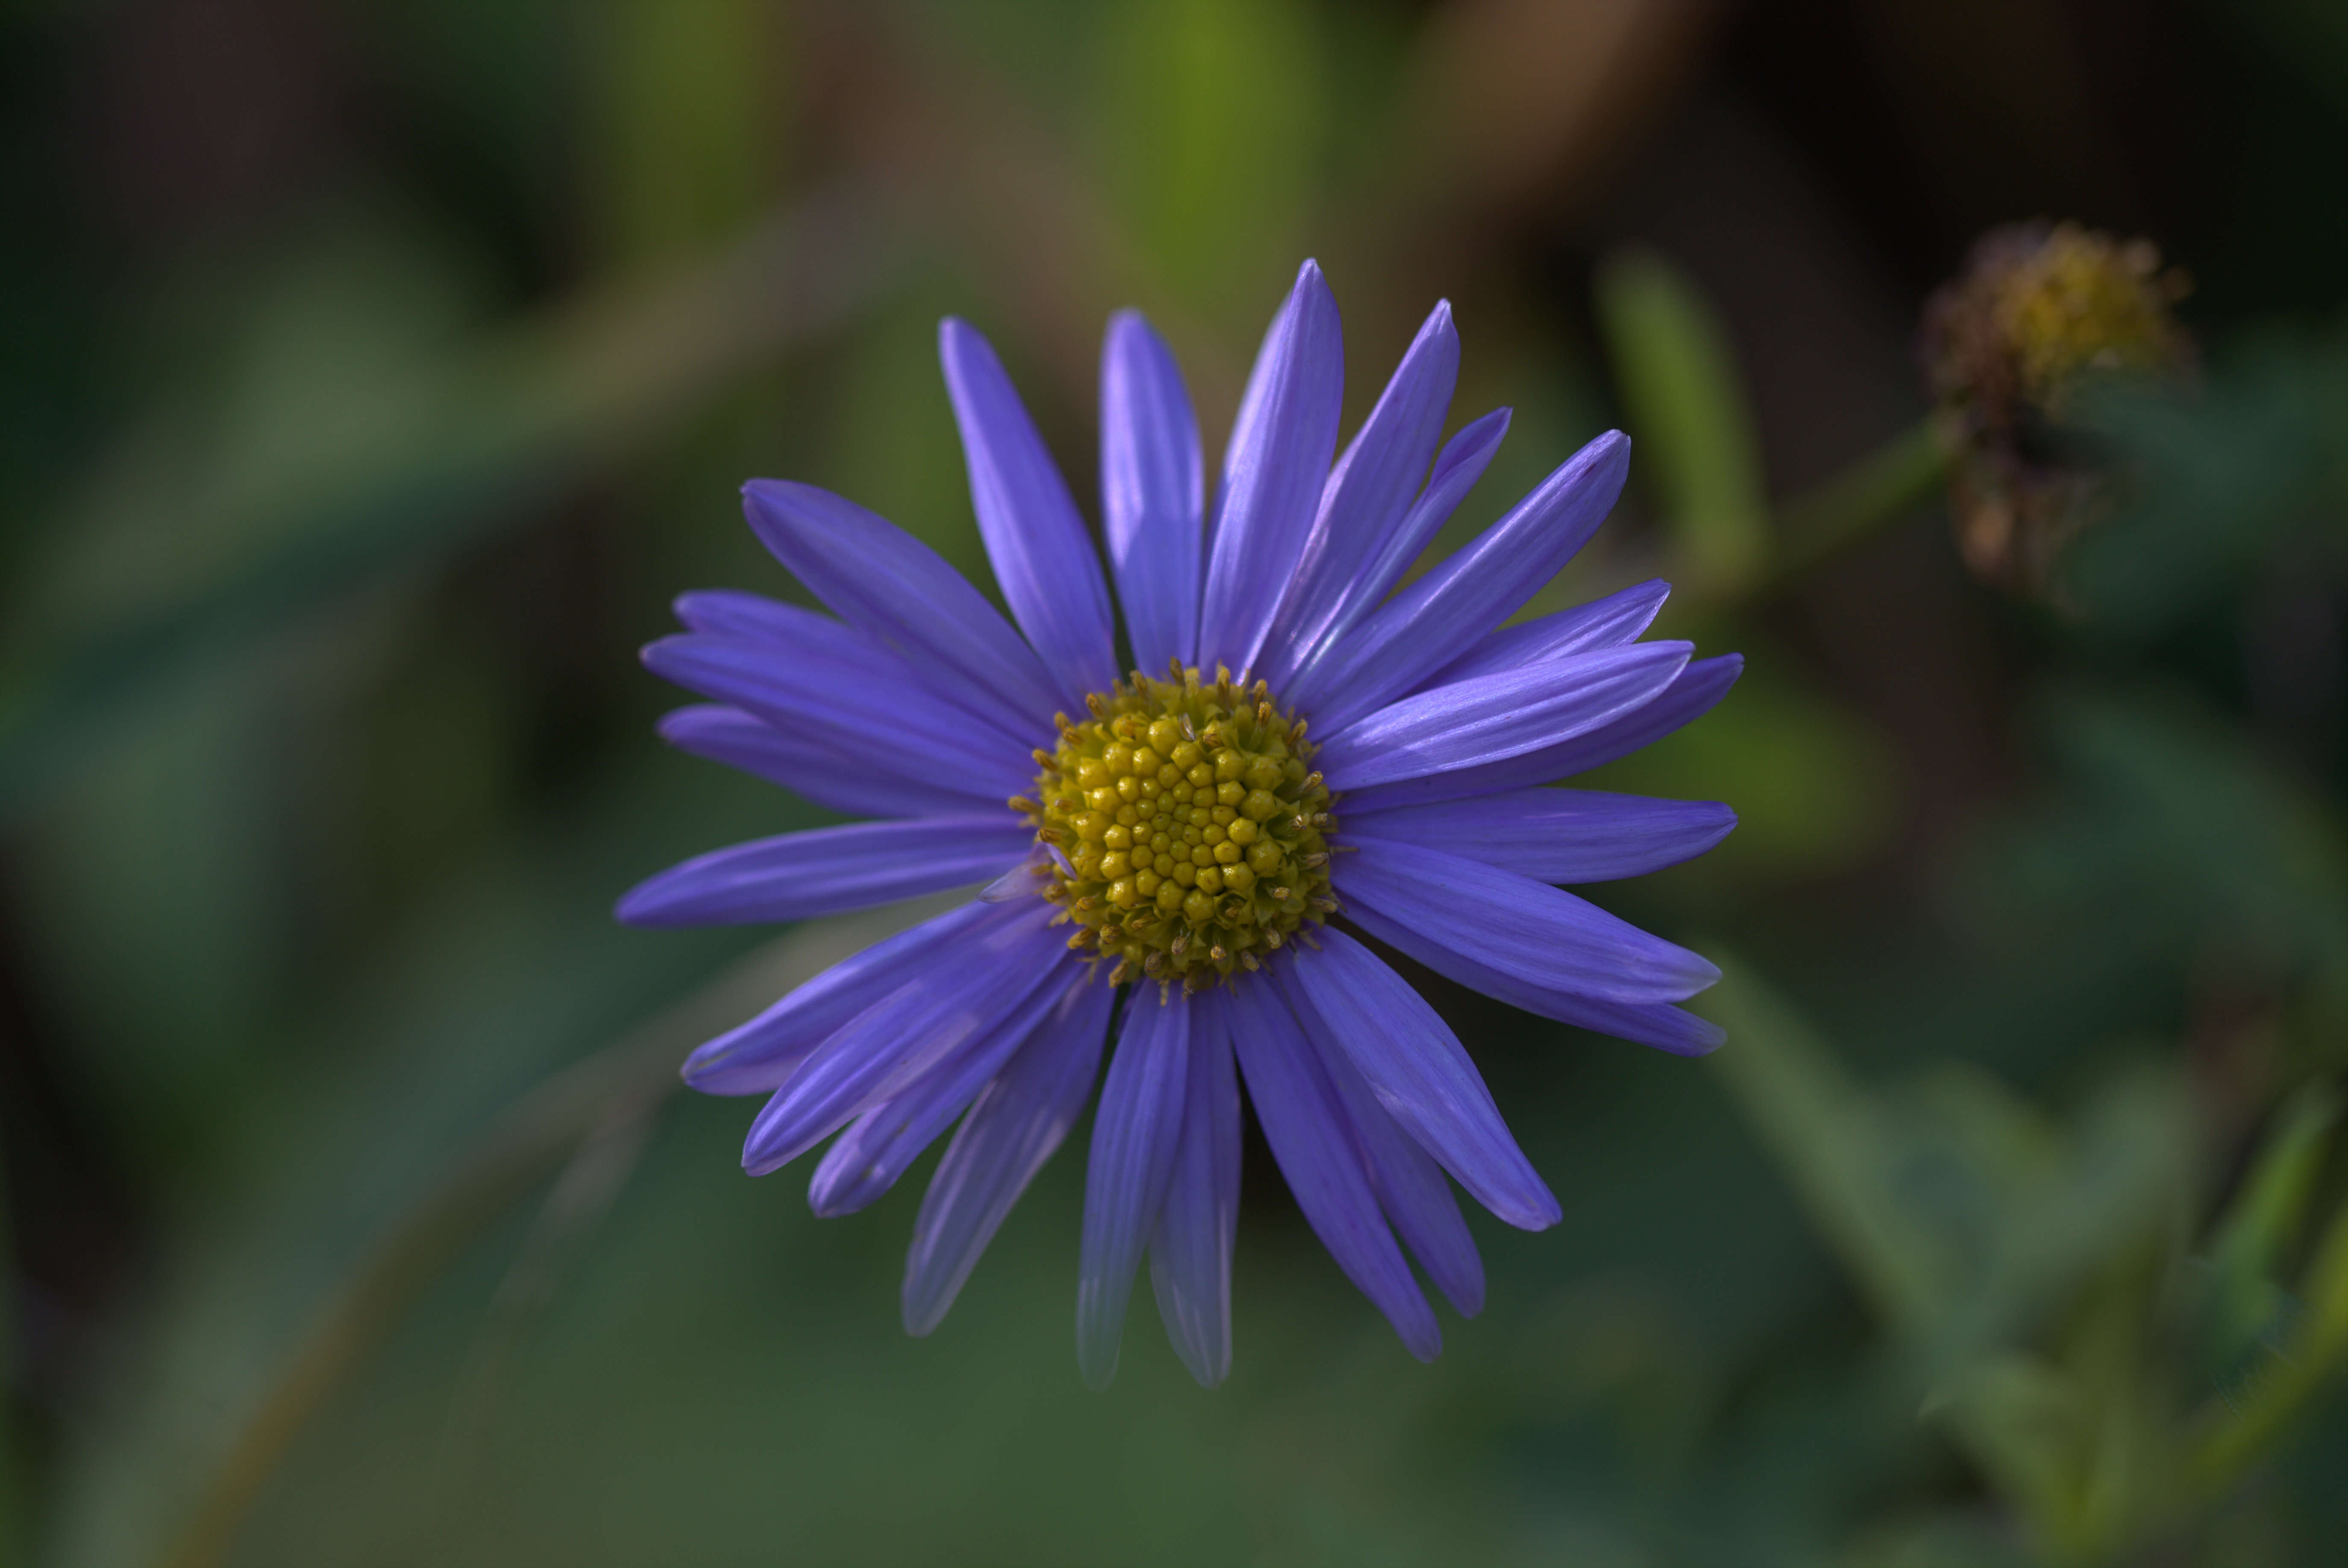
1920;221;2192;594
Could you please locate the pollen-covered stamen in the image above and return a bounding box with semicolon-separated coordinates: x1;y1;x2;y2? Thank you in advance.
1017;663;1337;990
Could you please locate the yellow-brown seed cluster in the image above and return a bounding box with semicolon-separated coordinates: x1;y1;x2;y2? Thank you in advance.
1011;665;1336;992
1919;220;2194;595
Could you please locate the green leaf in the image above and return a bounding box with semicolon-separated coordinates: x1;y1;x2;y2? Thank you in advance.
1593;249;1771;597
1699;954;1945;1328
2198;1086;2340;1380
0;196;892;824
2193;1191;2348;1496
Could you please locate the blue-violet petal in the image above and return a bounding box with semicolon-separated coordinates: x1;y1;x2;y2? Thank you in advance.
1076;994;1192;1389
940;319;1119;708
1101;311;1205;678
1197;261;1344;675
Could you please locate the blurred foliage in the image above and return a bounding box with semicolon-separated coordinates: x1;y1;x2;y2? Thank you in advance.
3;1;2348;1566
1595;248;1772;599
1708;961;2348;1565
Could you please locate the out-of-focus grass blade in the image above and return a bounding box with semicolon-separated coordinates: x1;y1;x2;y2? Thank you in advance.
2199;1086;2339;1377
1707;954;2192;1360
0;191;892;823
2193;1189;2348;1496
1593;249;1770;598
1700;953;1943;1328
1091;0;1327;328
143;886;963;1568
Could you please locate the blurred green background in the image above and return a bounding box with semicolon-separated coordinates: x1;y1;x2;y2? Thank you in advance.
6;1;2348;1564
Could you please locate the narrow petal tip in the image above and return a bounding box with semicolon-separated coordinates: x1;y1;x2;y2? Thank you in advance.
936;314;984;364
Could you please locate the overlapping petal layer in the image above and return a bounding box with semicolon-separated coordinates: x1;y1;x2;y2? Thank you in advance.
1147;990;1242;1388
1101;311;1204;678
657;705;992;819
1226;979;1440;1360
1258;302;1459;687
741;479;1061;739
1198;261;1344;675
1315;641;1692;790
616;815;1031;927
1335;835;1721;1005
1077;997;1192;1389
904;980;1112;1335
1289;429;1632;730
1348;787;1736;884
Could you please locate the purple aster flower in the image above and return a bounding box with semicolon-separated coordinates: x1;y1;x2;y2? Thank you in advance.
620;261;1740;1389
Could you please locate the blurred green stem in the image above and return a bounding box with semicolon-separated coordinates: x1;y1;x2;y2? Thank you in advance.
158;1029;682;1568
1765;419;1947;587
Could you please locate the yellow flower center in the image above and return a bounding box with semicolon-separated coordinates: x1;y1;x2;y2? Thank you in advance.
1012;665;1336;992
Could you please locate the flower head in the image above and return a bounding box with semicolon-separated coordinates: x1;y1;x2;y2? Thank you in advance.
620;261;1740;1387
1919;221;2193;594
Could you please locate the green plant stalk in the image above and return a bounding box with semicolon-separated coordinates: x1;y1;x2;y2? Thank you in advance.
1765;418;1947;588
2189;1194;2348;1498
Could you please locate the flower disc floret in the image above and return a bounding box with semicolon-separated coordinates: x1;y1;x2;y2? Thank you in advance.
1017;664;1335;992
